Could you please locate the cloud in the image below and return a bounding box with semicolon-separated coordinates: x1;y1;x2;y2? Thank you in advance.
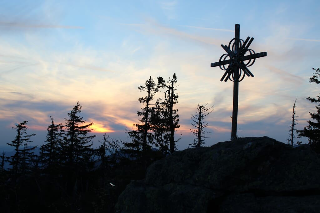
287;38;320;42
124;18;225;47
159;0;178;19
0;21;83;30
88;119;114;133
0;63;39;76
266;65;304;85
62;63;114;73
2;92;34;100
159;0;177;11
181;25;234;32
212;88;229;108
209;125;230;133
131;47;141;54
0;100;71;123
0;2;82;34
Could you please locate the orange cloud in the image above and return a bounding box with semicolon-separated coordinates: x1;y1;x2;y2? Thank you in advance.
27;125;47;131
176;124;191;132
89;122;114;133
209;126;230;133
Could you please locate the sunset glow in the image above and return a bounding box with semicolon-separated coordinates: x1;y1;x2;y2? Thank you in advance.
0;1;319;150
89;122;114;133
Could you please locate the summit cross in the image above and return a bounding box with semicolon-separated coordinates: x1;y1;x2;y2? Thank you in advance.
211;24;267;140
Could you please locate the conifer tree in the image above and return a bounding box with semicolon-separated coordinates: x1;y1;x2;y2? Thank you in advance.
149;100;170;155
298;68;320;151
40;116;64;173
60;102;95;173
190;104;213;148
125;76;158;160
7;121;36;176
287;99;298;146
157;73;180;153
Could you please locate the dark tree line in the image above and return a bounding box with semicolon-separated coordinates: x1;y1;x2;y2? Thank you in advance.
0;74;181;212
298;68;320;152
0;67;319;212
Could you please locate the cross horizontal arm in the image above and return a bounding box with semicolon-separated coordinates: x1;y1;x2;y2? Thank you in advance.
211;60;231;67
211;52;267;67
241;52;267;61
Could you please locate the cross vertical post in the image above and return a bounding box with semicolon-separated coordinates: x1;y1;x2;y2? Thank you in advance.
231;24;240;140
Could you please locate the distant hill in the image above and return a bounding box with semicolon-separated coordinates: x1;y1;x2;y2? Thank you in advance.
116;136;320;213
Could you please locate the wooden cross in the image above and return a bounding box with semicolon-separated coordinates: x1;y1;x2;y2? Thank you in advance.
211;24;267;140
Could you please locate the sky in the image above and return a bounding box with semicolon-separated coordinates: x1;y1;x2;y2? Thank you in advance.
0;0;319;152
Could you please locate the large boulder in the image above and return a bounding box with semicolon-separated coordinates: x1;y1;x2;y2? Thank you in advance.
115;136;320;213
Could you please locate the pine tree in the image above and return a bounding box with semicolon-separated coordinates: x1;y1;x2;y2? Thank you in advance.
40;116;64;174
125;76;158;160
287;99;298;146
60;102;95;173
190;104;213;148
7;121;36;176
149;100;170;155
298;68;320;151
157;73;180;153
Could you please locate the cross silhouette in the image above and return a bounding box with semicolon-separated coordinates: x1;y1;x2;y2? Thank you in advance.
211;24;267;140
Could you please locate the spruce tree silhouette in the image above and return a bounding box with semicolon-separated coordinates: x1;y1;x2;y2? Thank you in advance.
287;99;298;146
149;100;170;155
125;76;158;162
7;121;36;179
189;104;213;148
157;73;180;153
298;68;320;151
60;102;95;194
40;116;64;174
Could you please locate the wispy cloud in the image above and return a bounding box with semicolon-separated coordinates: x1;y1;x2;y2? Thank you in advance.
0;63;39;76
0;21;83;29
159;0;178;19
181;25;234;32
88;119;115;133
131;47;141;54
159;0;177;11
266;65;304;85
63;63;114;73
118;23;145;27
209;125;230;133
125;18;225;47
287;38;320;42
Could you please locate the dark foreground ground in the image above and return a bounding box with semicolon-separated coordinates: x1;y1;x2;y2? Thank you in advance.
116;137;320;213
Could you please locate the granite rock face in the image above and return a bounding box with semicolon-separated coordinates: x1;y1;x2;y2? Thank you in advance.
115;137;320;213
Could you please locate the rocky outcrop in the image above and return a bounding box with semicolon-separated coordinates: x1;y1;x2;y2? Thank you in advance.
115;136;320;213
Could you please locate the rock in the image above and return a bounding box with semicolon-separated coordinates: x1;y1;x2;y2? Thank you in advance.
115;136;320;213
